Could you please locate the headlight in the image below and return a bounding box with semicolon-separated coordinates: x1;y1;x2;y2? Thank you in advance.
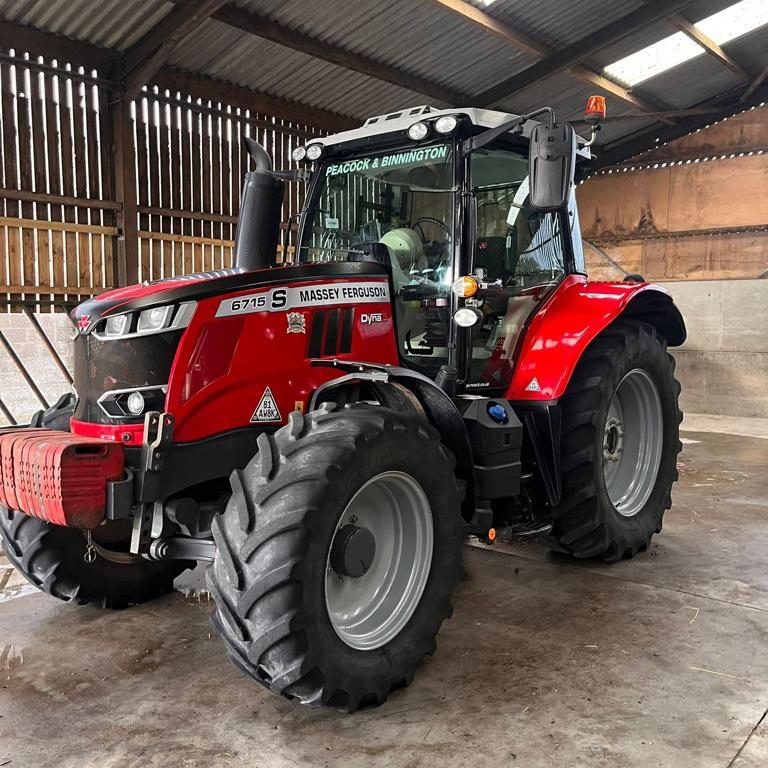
435;115;458;134
453;307;481;328
137;305;172;332
126;391;145;415
94;301;196;340
407;121;429;141
292;146;307;162
97;385;167;419
104;314;129;336
306;144;323;161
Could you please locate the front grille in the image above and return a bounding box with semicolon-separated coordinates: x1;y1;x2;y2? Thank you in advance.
73;331;183;424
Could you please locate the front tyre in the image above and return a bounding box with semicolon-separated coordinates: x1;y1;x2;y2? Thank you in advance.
0;509;190;608
207;405;464;711
548;321;682;561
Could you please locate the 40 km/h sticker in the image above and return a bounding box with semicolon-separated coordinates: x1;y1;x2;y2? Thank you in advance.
215;281;389;318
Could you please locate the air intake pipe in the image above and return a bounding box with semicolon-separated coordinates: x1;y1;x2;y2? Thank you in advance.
233;136;285;270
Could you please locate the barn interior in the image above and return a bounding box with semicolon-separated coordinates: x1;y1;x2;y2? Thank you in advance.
0;2;767;766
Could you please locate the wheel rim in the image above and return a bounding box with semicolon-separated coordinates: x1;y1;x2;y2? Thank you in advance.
325;471;434;651
602;368;663;517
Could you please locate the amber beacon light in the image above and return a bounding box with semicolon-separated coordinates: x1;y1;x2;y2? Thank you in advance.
585;95;606;126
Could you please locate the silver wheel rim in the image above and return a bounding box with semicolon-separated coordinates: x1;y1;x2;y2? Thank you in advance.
602;368;663;517
325;471;434;651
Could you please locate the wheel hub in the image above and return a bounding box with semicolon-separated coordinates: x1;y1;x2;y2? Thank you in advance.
330;524;376;578
603;416;625;462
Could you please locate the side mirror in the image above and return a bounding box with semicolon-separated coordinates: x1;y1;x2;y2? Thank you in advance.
528;122;576;211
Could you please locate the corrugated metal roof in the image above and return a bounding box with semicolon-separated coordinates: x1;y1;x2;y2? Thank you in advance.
1;0;173;51
219;0;540;97
1;0;767;160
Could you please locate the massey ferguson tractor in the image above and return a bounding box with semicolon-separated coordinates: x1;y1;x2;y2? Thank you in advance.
0;99;684;711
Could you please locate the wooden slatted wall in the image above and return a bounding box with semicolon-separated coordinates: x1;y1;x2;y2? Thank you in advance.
0;49;323;311
0;50;118;311
134;88;319;282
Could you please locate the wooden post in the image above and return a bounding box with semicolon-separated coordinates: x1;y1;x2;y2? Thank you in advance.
109;95;139;286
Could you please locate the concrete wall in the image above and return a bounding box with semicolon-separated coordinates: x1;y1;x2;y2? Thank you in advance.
658;279;768;418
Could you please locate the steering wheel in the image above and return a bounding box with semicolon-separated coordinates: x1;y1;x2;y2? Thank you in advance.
412;217;451;243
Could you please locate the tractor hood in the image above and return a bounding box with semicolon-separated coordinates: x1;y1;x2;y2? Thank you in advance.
72;262;387;335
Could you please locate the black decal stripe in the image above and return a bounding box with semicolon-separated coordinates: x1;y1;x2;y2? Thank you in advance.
308;311;325;357
324;309;340;355
339;308;353;353
76;261;388;324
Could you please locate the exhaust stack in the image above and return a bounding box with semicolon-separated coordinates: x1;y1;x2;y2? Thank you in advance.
234;136;285;270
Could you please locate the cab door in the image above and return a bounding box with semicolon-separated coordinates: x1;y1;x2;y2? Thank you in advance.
464;145;569;393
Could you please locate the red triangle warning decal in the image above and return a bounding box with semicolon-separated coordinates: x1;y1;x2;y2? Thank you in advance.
251;386;282;422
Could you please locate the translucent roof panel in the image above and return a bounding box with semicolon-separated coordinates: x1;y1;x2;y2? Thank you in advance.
604;0;768;86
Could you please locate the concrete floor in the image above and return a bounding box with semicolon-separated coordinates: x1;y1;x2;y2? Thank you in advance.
1;418;767;768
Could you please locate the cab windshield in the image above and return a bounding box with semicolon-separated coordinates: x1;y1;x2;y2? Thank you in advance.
297;143;455;294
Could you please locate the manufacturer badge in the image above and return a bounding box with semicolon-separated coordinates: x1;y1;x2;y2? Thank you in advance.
77;314;91;333
286;311;306;334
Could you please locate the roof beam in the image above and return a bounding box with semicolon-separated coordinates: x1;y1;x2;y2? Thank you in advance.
211;3;466;105
740;63;768;103
428;0;673;120
585;84;768;171
427;0;544;56
474;0;695;107
121;0;228;100
668;13;752;81
0;21;115;69
152;68;356;132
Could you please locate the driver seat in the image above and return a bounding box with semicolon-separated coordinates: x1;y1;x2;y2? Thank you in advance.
380;228;424;291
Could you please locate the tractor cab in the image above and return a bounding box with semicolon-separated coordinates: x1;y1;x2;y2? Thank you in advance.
292;106;589;393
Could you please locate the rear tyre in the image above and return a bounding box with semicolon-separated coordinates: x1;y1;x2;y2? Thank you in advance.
548;321;682;561
207;404;464;712
0;508;190;608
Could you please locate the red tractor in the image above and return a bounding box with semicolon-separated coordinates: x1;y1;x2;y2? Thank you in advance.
0;101;684;711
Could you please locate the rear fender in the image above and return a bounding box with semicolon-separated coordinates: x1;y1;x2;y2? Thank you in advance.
505;276;686;401
310;363;475;520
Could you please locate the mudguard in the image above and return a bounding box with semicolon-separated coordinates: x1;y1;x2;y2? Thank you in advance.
505;275;686;401
309;362;476;521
